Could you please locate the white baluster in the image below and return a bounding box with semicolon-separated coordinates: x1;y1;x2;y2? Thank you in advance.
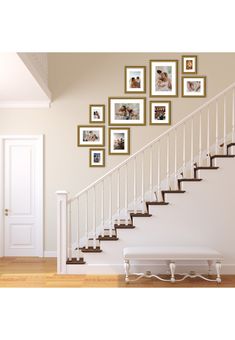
183;123;186;176
141;152;145;213
191;118;194;177
77;196;81;260
207;108;210;165
215;101;219;154
149;146;153;201
93;187;96;249
157;142;161;201
56;191;68;274
223;96;227;154
109;175;112;237
85;191;89;248
174;129;177;188
125;164;128;226
233;88;235;143
166;134;170;189
67;201;72;260
117;169;120;225
133;157;137;213
199;112;202;165
101;181;104;238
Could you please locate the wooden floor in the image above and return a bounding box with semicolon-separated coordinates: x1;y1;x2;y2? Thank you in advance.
0;257;235;288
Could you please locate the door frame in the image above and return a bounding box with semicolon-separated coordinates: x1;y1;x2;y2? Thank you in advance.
0;135;44;257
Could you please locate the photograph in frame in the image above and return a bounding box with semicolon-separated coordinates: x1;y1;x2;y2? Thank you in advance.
125;66;146;93
77;126;105;147
109;97;146;126
150;60;178;97
109;128;130;155
182;76;206;97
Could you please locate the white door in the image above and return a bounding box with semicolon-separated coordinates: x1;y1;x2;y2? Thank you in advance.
1;136;43;256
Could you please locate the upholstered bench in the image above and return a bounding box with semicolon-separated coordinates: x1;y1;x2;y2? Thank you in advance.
123;246;223;283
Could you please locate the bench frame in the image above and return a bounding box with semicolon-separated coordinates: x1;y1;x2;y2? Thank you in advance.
124;259;222;283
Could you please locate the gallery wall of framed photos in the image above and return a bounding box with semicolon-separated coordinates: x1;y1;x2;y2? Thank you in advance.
77;54;207;168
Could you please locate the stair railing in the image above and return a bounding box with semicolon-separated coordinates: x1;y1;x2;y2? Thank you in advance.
57;82;235;273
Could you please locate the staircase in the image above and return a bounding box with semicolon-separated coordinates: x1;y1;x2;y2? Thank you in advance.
57;82;235;274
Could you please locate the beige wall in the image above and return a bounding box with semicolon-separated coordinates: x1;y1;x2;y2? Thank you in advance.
0;53;235;251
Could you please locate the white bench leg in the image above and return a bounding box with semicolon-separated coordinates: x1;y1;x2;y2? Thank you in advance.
207;260;213;275
124;259;130;282
169;262;176;283
216;261;222;283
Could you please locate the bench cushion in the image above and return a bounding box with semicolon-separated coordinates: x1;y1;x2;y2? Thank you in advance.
123;246;223;261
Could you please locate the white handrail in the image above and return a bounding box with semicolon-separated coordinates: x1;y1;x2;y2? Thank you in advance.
72;81;235;201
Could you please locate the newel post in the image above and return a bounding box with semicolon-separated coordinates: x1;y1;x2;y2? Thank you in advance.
56;191;68;274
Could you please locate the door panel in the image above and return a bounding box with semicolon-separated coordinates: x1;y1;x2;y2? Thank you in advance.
3;137;43;256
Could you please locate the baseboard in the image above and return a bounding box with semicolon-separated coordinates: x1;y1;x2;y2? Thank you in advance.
65;263;235;275
44;251;56;258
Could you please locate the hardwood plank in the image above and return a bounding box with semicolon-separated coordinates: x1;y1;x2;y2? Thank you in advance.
1;257;235;288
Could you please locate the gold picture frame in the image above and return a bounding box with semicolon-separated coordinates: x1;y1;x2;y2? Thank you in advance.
108;97;146;126
124;66;146;93
89;148;105;167
77;125;105;147
182;76;206;98
109;128;130;155
150;60;178;97
89;104;105;124
182;55;197;74
149;101;171;126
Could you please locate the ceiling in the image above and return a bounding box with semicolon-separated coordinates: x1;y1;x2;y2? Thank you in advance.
0;53;51;108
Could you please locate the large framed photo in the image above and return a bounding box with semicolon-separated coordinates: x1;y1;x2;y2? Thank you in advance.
89;105;105;123
150;60;178;97
89;148;105;167
150;101;171;125
125;66;146;93
182;55;197;74
77;126;105;147
182;76;206;97
108;97;146;126
109;128;130;155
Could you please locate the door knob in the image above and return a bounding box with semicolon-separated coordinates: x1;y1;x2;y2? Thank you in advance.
4;209;8;216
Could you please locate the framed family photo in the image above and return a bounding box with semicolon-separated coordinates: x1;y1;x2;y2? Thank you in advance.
109;128;130;155
150;60;178;97
77;126;105;147
89;148;105;167
125;66;146;93
182;76;206;97
182;55;197;74
149;101;171;125
108;97;146;126
89;105;105;123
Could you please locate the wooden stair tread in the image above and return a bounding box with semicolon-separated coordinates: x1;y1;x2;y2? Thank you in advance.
178;178;202;182
162;190;186;194
195;166;219;170
227;143;235;148
211;154;235;159
97;235;119;241
114;223;135;229
80;246;102;253
129;212;152;217
146;201;169;205
66;257;86;265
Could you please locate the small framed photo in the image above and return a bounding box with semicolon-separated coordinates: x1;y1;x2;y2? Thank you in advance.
182;76;206;97
109;128;130;155
150;101;171;125
125;66;146;93
109;97;146;126
150;60;178;97
182;55;197;74
89;149;105;167
77;126;105;147
89;105;105;123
